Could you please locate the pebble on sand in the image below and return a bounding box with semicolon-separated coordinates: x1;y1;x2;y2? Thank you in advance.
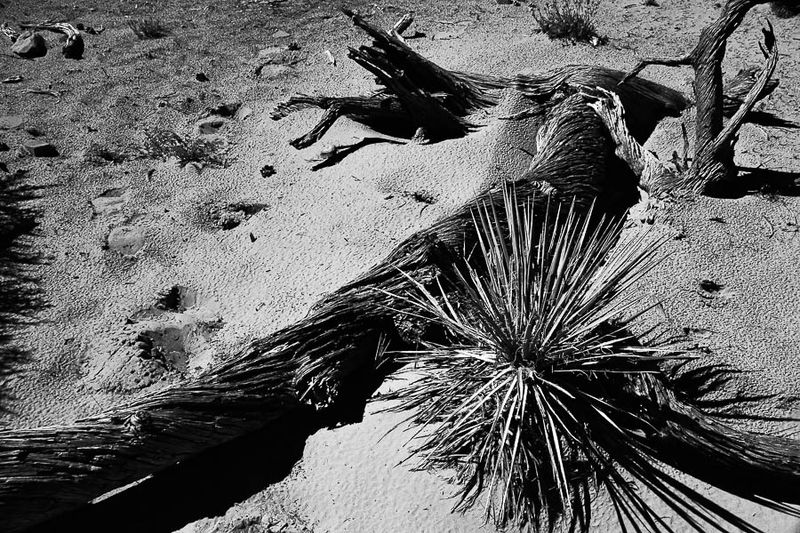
21;140;59;157
0;115;23;130
10;31;47;59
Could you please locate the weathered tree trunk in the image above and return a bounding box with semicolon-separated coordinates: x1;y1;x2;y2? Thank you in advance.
622;0;782;194
0;56;676;533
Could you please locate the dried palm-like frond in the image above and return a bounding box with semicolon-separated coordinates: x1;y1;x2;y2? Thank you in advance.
381;186;782;532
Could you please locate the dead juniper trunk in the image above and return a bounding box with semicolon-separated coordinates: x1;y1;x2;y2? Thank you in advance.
621;0;785;194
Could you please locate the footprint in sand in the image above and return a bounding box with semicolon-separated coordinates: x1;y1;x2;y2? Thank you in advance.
82;285;223;393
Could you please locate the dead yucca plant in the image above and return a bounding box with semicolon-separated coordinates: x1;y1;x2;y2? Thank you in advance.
140;129;227;168
128;18;170;40
532;0;601;43
382;188;781;532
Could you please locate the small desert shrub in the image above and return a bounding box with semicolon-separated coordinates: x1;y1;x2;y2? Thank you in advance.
140;129;227;168
532;0;601;42
770;1;800;18
128;18;170;40
382;188;766;531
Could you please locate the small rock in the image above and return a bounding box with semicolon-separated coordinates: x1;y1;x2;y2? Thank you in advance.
24;127;44;137
254;64;293;79
272;30;290;38
0;115;23;130
91;187;129;216
260;164;275;177
206;102;241;118
0;141;9;151
11;31;47;59
21;140;59;157
237;106;253;120
196;72;209;82
107;226;145;256
1;75;23;83
257;45;287;58
196;117;225;135
0;162;7;173
496;0;513;4
287;42;301;50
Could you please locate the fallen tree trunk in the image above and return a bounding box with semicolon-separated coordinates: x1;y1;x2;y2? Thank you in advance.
3;9;800;533
0;71;674;533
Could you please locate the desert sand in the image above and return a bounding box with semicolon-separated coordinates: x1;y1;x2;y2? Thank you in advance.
1;0;800;531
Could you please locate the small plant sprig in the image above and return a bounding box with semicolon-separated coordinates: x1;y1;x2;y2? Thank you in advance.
532;0;602;43
140;129;228;169
381;186;771;532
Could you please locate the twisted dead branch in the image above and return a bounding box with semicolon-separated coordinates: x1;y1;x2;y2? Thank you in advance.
621;0;786;193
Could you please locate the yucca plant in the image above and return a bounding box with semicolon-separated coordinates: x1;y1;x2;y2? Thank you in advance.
381;187;774;532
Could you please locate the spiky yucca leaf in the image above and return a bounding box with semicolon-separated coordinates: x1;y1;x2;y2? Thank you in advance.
381;187;774;533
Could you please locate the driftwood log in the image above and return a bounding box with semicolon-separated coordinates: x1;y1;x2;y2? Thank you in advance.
1;7;799;533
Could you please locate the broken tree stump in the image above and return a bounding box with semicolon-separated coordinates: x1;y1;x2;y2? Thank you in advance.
621;0;789;193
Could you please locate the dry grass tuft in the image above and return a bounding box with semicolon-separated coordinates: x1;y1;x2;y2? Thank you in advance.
532;0;601;43
128;18;171;40
140;129;227;168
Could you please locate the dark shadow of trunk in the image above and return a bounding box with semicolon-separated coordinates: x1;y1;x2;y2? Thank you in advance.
27;361;396;533
705;166;800;198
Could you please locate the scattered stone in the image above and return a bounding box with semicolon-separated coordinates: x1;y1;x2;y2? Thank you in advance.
21;140;58;157
196;117;225;135
24;127;44;137
260;164;275;177
287;41;301;50
272;30;290;38
205;102;241;118
202;201;267;230
0;141;9;151
258;45;287;58
237;106;253;120
11;31;47;59
0;162;7;173
1;75;23;83
91;187;129;217
196;72;209;82
496;0;513;4
106;226;145;256
324;49;336;65
254;63;293;79
0;115;23;130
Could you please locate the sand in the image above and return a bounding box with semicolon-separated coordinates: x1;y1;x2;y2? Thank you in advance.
1;0;800;531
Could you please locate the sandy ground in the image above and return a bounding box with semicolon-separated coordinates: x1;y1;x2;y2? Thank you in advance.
2;0;800;531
